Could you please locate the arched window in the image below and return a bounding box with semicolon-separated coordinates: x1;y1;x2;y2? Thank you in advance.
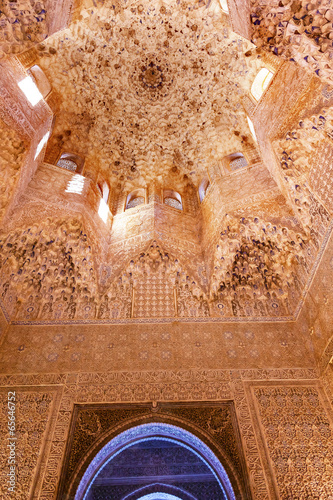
18;65;52;107
219;0;229;13
164;189;182;210
97;181;109;202
103;183;109;202
126;189;145;210
74;423;237;500
223;152;248;172
57;153;84;173
198;178;210;202
251;68;274;101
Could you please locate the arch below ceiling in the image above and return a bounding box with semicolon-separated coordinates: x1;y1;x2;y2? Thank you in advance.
74;423;236;500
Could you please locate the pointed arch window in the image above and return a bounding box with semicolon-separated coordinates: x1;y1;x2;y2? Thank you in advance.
97;181;109;202
198;178;210;202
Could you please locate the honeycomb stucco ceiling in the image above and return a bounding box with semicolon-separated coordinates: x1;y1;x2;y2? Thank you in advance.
36;0;263;185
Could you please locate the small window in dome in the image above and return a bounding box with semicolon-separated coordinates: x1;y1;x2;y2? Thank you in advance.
35;131;50;160
102;182;109;202
57;159;77;172
65;174;85;194
219;0;229;13
164;197;182;209
97;181;109;202
229;155;248;171
223;152;248;173
29;65;52;99
127;196;145;209
57;152;84;173
199;178;210;202
251;68;274;101
126;189;146;210
163;190;183;210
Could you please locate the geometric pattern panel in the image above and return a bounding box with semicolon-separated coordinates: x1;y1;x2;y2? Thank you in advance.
254;386;333;500
0;387;56;499
310;140;333;214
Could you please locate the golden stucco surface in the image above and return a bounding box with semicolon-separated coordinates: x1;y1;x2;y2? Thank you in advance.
0;2;333;498
0;0;332;325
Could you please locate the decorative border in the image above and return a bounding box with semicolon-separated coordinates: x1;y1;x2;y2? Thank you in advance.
0;367;318;388
9;314;295;326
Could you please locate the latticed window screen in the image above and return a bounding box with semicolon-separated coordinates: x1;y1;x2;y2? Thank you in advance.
229;156;248;171
164;197;182;209
126;196;145;209
57;159;78;172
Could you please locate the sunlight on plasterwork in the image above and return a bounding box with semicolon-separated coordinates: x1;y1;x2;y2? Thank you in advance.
18;76;43;106
34;132;50;160
98;198;109;223
246;116;257;142
65;174;85;194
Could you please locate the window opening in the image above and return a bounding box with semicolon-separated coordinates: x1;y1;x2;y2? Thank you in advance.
199;178;210;202
98;182;110;223
126;190;146;210
163;190;182;210
57;159;77;172
247;116;257;142
65;174;85;194
251;68;274;101
18;76;43;106
219;0;229;13
223;152;248;173
29;65;52;99
102;182;109;202
57;153;84;173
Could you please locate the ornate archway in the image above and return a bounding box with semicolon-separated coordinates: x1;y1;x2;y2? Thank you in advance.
58;402;251;499
75;423;235;500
